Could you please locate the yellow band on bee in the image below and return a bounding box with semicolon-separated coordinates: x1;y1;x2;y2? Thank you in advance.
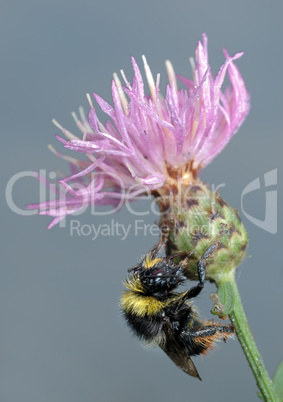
121;291;165;317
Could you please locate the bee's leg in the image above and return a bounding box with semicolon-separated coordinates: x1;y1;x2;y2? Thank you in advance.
148;232;170;258
167;250;193;261
184;324;234;356
192;324;235;339
186;243;218;299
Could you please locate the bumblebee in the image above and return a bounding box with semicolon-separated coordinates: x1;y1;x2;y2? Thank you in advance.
120;239;234;380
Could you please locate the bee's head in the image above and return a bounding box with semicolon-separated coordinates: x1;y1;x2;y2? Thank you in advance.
133;254;187;295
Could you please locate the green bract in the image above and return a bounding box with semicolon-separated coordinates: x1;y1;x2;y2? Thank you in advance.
158;180;248;283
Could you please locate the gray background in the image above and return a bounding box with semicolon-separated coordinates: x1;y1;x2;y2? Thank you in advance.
1;0;283;401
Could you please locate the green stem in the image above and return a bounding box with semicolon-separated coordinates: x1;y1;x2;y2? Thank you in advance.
218;275;277;401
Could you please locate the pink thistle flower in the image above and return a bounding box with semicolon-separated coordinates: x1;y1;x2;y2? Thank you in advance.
28;33;250;228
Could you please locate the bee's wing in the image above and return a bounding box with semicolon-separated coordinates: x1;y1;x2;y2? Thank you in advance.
160;327;202;380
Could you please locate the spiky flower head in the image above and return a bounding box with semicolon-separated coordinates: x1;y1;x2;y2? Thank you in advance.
28;33;249;228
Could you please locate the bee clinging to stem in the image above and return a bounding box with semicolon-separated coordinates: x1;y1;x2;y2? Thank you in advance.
120;237;234;380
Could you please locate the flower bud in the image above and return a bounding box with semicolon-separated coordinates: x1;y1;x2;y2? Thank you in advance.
157;180;248;282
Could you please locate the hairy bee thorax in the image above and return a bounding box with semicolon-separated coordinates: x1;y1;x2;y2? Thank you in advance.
121;274;191;317
120;289;165;318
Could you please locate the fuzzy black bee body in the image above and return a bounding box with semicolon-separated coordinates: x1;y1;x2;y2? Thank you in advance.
120;240;234;379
